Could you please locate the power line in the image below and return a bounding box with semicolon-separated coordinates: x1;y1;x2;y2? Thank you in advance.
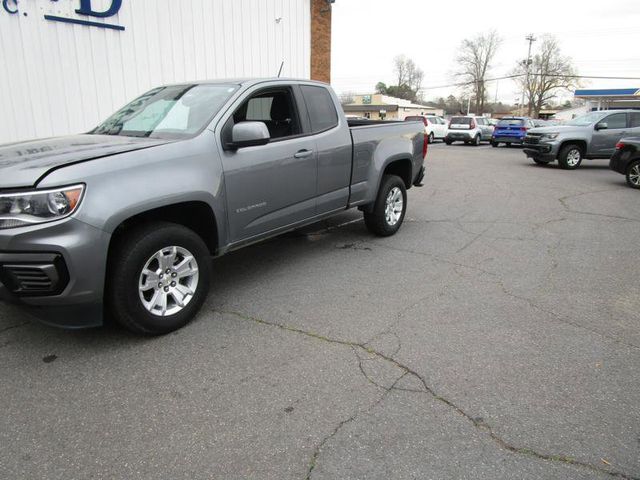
417;74;640;92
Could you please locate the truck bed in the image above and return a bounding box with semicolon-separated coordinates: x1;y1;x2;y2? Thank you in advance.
347;120;425;207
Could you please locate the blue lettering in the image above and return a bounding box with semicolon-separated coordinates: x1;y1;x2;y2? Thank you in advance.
75;0;122;18
2;0;18;14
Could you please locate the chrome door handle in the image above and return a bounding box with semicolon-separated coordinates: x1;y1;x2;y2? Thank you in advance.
294;149;313;158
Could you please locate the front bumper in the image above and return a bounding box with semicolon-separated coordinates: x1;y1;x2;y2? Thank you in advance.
0;218;110;328
523;142;557;161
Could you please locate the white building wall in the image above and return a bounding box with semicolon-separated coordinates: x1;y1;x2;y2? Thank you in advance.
0;0;311;143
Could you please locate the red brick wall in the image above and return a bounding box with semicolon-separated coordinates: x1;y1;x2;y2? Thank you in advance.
310;0;332;83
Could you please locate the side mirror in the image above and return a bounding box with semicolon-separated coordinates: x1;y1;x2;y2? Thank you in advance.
230;122;270;149
595;122;608;131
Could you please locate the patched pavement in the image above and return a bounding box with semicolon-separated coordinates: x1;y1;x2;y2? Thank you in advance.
1;143;639;479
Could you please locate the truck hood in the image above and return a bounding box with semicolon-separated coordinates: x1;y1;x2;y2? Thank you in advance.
0;134;172;189
528;125;588;135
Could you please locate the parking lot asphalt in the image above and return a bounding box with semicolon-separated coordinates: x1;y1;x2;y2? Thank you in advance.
1;142;639;480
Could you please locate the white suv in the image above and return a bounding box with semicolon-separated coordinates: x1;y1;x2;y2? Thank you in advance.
405;115;448;143
445;116;494;146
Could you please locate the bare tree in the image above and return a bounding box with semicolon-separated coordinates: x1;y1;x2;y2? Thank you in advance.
455;31;501;115
391;55;425;101
338;91;356;105
512;36;579;117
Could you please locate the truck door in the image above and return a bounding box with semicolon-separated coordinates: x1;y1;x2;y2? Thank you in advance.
592;113;629;156
299;85;353;214
220;86;318;242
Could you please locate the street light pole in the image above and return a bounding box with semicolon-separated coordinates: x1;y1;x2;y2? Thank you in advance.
521;34;536;116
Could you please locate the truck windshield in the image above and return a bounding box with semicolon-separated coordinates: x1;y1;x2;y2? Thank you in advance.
92;84;239;139
565;112;605;127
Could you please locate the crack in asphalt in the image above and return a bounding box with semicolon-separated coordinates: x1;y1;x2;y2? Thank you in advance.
0;321;29;336
220;309;639;480
558;190;640;223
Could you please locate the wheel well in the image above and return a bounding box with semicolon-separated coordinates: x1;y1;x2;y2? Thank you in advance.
383;159;413;188
560;140;587;155
108;202;218;257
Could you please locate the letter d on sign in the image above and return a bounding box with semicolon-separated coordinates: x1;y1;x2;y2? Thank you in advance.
75;0;122;18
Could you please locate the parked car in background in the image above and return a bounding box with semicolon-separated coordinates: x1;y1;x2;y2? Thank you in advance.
523;110;640;169
532;119;547;127
405;115;448;143
491;117;535;147
487;118;499;127
610;137;640;189
0;78;426;334
445;116;494;146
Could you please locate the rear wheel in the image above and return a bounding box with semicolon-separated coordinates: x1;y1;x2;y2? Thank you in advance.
558;144;583;170
428;132;435;144
473;134;481;146
107;222;211;335
364;175;407;237
626;160;640;189
491;141;499;147
445;138;453;145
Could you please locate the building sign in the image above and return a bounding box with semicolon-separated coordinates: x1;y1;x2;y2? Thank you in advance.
2;0;125;30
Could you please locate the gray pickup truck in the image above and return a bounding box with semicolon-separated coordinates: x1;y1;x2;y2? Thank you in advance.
523;110;640;169
0;79;426;334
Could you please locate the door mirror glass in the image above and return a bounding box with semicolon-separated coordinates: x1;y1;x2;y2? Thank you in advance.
595;122;608;131
231;121;270;149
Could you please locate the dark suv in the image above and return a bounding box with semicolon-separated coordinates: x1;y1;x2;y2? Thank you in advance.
610;137;640;189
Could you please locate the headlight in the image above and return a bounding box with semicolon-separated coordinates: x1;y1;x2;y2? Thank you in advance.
541;133;559;140
0;185;84;230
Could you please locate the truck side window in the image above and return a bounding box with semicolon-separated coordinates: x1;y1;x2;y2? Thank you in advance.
630;113;640;128
232;89;300;141
603;113;627;129
301;85;339;133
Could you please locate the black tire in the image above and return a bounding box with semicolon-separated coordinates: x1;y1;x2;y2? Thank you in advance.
364;175;407;237
445;138;453;145
557;144;583;170
428;132;435;144
626;159;640;189
473;134;481;146
107;222;212;335
533;158;550;165
491;141;499;147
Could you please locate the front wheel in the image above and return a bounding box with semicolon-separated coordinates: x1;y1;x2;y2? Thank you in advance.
107;222;212;335
626;160;640;189
558;144;583;170
364;175;407;237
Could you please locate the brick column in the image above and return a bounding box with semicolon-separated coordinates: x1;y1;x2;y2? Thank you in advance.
310;0;332;83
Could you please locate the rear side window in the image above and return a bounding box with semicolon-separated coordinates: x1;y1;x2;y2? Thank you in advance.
603;113;627;129
450;117;471;124
301;85;339;133
498;119;524;126
630;113;640;128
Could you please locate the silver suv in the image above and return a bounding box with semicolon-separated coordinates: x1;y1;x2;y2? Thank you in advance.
523;110;640;169
445;116;494;146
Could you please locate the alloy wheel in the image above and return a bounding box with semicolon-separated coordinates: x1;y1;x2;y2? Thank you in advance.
385;187;404;226
138;246;200;316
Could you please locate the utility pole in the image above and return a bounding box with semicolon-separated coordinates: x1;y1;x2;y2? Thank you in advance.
521;34;536;116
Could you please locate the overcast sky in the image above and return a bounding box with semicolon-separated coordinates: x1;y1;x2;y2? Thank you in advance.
330;0;640;104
